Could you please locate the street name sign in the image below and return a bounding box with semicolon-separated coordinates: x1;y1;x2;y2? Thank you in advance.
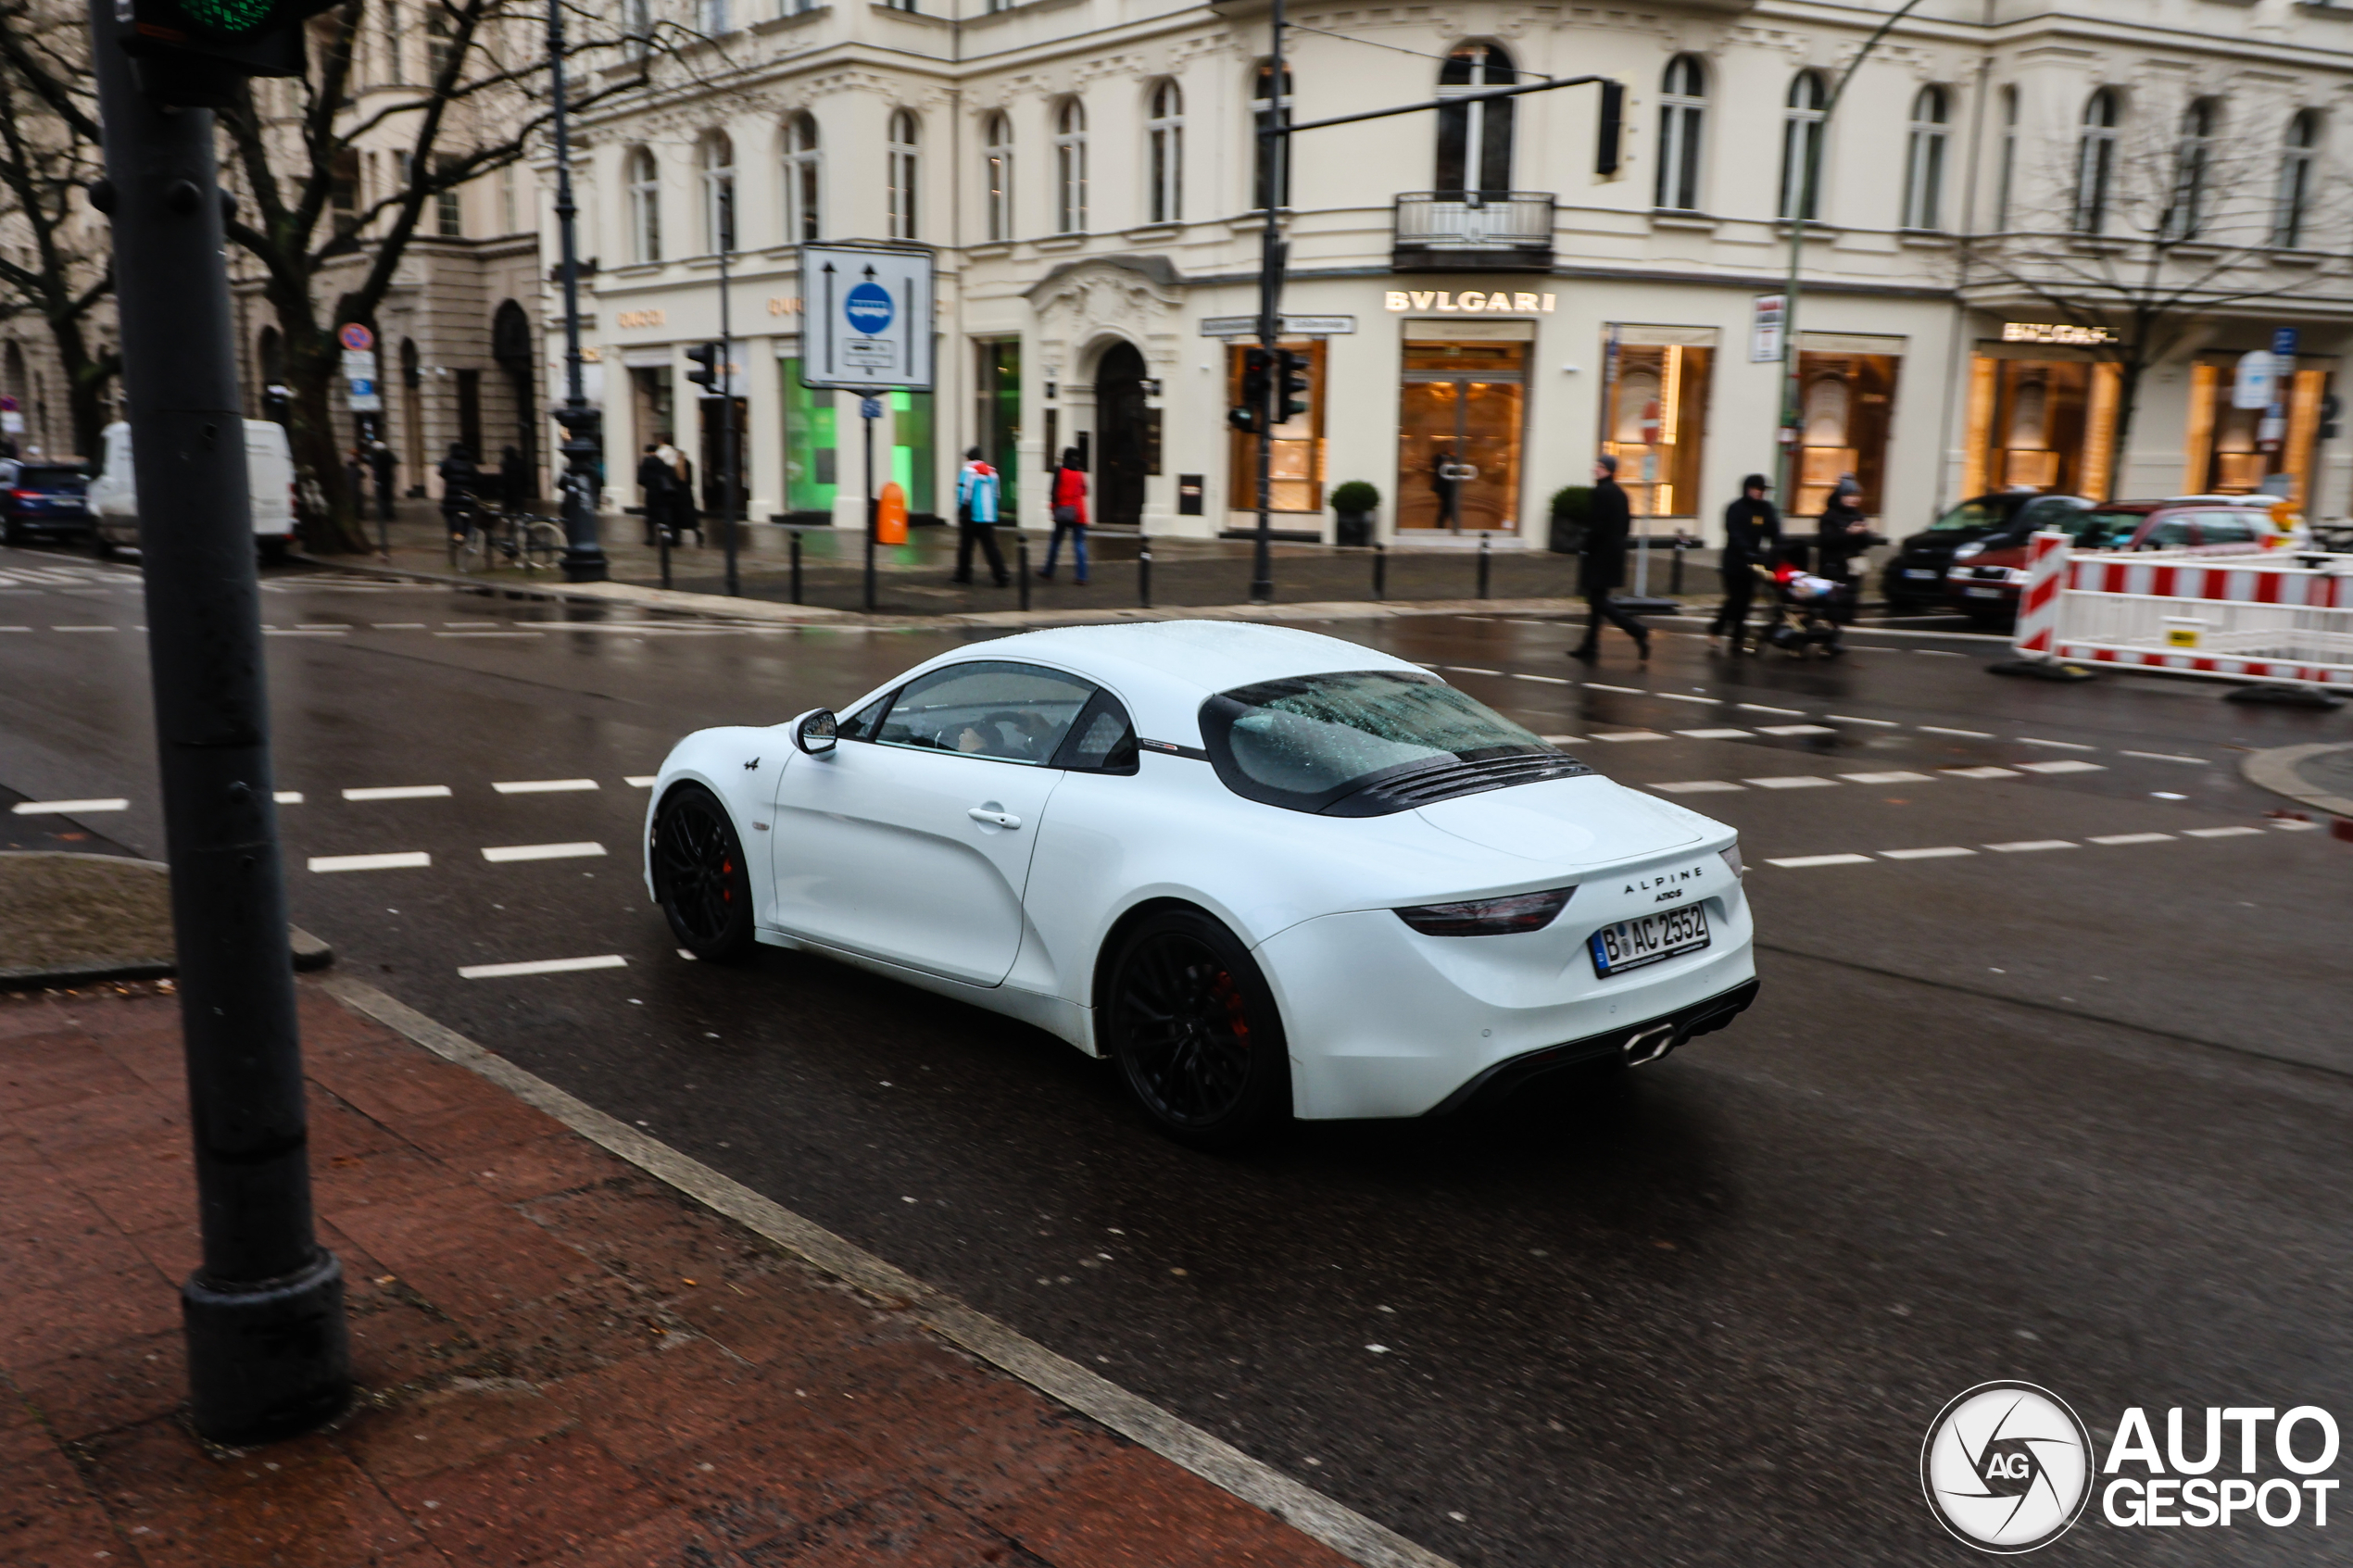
800;244;935;392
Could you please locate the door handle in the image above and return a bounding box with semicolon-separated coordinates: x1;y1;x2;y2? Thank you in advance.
968;806;1021;829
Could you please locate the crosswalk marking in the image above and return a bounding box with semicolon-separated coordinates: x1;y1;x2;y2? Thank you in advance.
481;842;607;863
308;851;431;872
342;784;453;801
459;954;628;980
492;779;599;795
9;798;128;815
1880;847;1975;860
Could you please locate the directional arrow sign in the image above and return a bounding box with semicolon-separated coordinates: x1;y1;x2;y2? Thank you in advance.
799;244;934;392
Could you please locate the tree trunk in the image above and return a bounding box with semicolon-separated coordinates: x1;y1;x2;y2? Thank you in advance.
2108;357;2145;503
281;317;370;554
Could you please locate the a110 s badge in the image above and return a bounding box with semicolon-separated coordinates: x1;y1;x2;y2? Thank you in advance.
1921;1382;2095;1553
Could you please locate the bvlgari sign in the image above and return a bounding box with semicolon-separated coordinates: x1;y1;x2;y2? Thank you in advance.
1385;289;1558;314
2000;321;2117;346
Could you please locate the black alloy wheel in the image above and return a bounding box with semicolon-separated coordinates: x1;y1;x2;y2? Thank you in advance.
653;785;756;961
1106;909;1290;1148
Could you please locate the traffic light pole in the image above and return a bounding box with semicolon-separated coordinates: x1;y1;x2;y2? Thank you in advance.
547;0;609;583
1249;0;1286;604
87;2;348;1446
719;237;739;596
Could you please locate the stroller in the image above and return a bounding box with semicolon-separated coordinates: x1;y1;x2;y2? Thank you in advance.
1745;548;1852;659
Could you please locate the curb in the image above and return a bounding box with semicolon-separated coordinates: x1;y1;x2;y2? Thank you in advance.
2242;742;2353;819
318;972;1461;1568
0;852;333;991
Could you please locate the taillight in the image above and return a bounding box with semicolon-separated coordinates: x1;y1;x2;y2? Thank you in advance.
1394;885;1575;937
9;489;34;500
1719;844;1744;878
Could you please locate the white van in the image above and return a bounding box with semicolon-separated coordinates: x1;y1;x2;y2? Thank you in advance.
90;419;299;561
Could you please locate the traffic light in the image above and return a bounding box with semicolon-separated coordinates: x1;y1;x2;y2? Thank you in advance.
116;0;345;107
1594;81;1626;179
1276;349;1311;423
685;342;723;392
1230;346;1273;434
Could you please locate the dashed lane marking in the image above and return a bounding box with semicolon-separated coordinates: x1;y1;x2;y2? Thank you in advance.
1508;672;1571;684
481;842;607;863
1583;683;1646;696
1827;715;1900;727
459;953;628;980
1679;728;1750;739
1652;692;1722;705
53;625;118;633
2271;819;2323;832
1737;703;1806;716
1539;734;1583;745
437;631;545;639
10;798;128;815
371;622;427;629
1756;723;1836;736
492;779;600;795
342;785;453;801
2016;759;2106;774
1943;766;2020;780
1843;771;1933;784
1766;853;1874;869
2121;750;2208;765
445;621;502;628
2018;737;2097;751
1746;775;1839;790
624;775;657;787
1588;731;1670;743
1441;666;1502;676
2184;826;2266;839
1919;725;1994;738
274;792;304;805
1652;781;1743;794
265;628;348;636
1880;846;1976;860
2091;833;2175;846
308;851;431;872
1986;840;2078;853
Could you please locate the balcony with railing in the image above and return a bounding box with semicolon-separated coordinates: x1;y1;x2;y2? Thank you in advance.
1392;193;1555;271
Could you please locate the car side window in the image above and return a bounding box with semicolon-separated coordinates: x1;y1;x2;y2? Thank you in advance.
1051;690;1139;774
875;660;1097;764
2197;515;2257;546
2142;517;2193;547
835;691;895;743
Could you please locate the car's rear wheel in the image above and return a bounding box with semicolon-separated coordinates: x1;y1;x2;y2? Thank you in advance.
652;785;756;962
1105;909;1290;1149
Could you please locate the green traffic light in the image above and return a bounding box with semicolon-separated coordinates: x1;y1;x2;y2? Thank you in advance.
183;0;272;33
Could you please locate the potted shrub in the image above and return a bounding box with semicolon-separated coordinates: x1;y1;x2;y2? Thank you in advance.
1330;481;1379;547
1548;485;1592;554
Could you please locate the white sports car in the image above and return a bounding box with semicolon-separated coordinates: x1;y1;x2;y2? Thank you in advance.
644;621;1756;1145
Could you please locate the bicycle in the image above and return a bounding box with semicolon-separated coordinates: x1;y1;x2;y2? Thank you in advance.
453;503;566;574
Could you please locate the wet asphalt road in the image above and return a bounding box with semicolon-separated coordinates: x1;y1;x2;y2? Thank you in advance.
4;544;2350;1566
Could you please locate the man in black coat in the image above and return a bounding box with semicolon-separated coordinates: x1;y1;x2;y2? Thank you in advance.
1570;456;1650;662
1814;473;1873;625
1711;472;1781;645
635;444;673;546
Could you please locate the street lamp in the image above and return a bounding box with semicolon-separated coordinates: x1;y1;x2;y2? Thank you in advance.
547;0;608;583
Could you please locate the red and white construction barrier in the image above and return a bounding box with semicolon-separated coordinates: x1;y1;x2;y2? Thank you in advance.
2010;531;2353;688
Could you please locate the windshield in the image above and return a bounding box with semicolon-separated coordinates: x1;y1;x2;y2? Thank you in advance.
1927;500;1999;532
16;468;85;489
1199;670;1554;812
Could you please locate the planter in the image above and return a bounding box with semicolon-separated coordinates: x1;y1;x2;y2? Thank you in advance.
1334;509;1374;548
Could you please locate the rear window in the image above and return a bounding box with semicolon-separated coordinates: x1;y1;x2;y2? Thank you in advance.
15;467;86;489
2014;495;2092;533
2069;510;2145;547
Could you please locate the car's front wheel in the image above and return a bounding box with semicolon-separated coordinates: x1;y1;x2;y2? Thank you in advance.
652;784;756;962
1104;909;1290;1149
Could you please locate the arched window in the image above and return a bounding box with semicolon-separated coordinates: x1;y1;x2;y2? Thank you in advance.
983;113;1013;242
2169;98;2218;241
2075;89;2120;232
700;132;736;253
1055;99;1087;233
2276;109;2320;248
887;110;920;240
1780;70;1826;220
1994;84;2019;229
1655;55;1705;211
1148;81;1183;224
782;113;821;243
628;146;661;262
1253;62;1290;211
1437;43;1516;199
1903;85;1948;230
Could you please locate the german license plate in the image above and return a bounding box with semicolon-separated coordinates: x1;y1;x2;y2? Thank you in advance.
1905;568;1938;579
1964;585;2004;599
1589;905;1710;977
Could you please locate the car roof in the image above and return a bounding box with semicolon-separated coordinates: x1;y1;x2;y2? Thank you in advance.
896;621;1428;745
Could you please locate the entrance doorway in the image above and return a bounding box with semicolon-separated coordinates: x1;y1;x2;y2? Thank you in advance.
1397;339;1526;532
698;395;748;518
1093;340;1149;528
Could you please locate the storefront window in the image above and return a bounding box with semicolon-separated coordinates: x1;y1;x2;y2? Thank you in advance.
1228;339;1325;513
1396;338;1525;532
630;365;673;446
781;356;836;516
1792;350;1899;515
2183;357;2332;506
1960;354;2120;501
889;387;936;517
1600;332;1712;518
974;339;1020;517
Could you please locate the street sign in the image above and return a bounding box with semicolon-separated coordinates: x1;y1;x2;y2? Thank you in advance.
1751;294;1786;363
343;347;382;410
2272;327;2300;361
1198;315;1356;338
346;381;382;412
0;395;18;411
338;322;373;353
800;244;934;392
2233;350;2278;411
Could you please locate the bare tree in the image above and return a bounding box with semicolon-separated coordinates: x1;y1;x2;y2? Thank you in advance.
1958;94;2341;497
0;0;117;457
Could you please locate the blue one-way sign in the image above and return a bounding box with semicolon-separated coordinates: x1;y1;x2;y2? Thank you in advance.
799;243;934;393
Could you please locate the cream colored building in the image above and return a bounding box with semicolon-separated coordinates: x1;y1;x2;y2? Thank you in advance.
540;0;2353;546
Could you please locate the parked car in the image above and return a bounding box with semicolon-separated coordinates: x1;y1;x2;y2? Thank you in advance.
0;461;94;546
89;419;299;561
1943;496;2284;624
645;621;1758;1147
1881;492;2095;613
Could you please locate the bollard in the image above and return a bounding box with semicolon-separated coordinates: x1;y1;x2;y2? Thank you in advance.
1373;539;1387;600
657;518;672;591
1018;532;1032;612
1139;543;1153;609
1670;535;1684;596
1478;533;1491;600
789;530;802;605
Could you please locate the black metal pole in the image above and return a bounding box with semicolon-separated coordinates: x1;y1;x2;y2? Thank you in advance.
719;239;738;597
1373;537;1386;599
1250;0;1286;604
87;8;346;1447
657;508;671;589
1478;532;1491;599
1018;530;1031;611
789;528;802;604
548;0;607;582
862;399;876;612
1139;542;1152;608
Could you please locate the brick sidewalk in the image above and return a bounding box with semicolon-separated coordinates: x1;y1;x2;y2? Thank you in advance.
0;983;1359;1568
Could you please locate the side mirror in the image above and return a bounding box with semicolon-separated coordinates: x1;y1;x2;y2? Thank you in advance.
792;709;838;756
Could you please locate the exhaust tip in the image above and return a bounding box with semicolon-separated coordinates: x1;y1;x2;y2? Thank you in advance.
1623;1024;1678;1067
